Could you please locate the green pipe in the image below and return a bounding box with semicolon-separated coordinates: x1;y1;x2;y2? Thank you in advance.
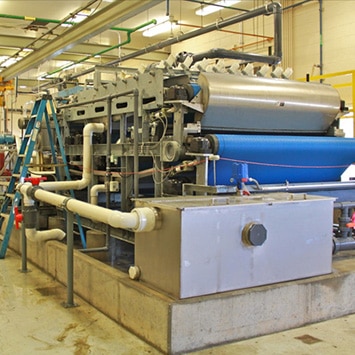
0;13;155;33
45;19;156;77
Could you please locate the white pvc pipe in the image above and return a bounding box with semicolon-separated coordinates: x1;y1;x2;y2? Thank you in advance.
21;189;66;242
90;184;106;205
26;228;66;242
40;123;105;191
19;183;157;233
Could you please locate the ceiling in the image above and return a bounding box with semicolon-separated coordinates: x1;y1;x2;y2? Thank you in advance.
0;0;261;90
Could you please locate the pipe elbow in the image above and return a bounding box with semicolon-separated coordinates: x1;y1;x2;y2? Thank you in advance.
26;228;66;242
83;122;105;137
267;2;282;14
90;184;106;205
74;177;90;190
106;207;157;232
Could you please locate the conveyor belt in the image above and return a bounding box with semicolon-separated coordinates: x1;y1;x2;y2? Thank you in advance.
208;134;355;184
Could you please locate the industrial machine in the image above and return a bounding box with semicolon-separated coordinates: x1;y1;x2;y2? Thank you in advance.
2;0;352;296
17;54;345;299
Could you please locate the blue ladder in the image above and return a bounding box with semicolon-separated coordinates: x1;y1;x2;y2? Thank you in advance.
0;95;86;259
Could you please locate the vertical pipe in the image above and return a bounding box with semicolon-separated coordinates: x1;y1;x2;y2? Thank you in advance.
119;114;128;212
20;198;28;272
70;2;284;80
133;90;139;199
106;97;112;248
64;211;76;307
319;0;324;80
166;0;170;16
272;2;283;60
154;156;163;197
353;71;355;137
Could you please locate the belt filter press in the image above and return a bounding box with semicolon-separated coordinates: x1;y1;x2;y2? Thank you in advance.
50;56;355;299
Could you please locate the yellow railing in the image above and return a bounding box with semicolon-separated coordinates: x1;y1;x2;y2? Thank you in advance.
299;69;355;135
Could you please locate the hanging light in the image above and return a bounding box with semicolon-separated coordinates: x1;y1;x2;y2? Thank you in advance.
142;16;177;37
195;0;241;16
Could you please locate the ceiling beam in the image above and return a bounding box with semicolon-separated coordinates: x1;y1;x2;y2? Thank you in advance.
0;0;163;81
0;34;168;61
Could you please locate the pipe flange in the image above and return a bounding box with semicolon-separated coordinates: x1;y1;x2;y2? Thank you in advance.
131;207;158;232
61;197;72;210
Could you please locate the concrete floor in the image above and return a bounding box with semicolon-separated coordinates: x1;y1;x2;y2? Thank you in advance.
1;249;355;355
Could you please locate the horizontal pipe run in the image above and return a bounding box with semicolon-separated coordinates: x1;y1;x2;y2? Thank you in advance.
333;237;355;254
251;181;355;193
334;201;355;209
19;183;157;233
25;228;66;242
70;2;282;80
79;247;109;253
191;48;280;65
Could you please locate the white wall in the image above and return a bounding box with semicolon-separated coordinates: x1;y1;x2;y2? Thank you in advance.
168;0;354;136
0;91;36;135
170;0;354;108
4;1;355;133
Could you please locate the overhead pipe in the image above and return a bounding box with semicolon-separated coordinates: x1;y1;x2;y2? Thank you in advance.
190;47;280;66
319;0;324;79
272;0;283;61
1;0;163;81
45;20;156;77
0;14;154;34
0;0;99;71
283;0;313;11
39;123;105;191
179;22;274;41
18;183;157;233
189;3;282;64
70;2;283;80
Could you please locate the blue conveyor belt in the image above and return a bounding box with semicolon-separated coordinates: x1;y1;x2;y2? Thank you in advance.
208;134;355;185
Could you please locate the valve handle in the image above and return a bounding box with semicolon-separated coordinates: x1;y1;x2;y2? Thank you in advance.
14;206;23;230
24;176;47;186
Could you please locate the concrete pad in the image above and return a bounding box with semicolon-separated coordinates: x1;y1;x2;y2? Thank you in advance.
7;231;355;354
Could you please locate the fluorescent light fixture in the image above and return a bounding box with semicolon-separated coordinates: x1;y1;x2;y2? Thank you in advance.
195;0;240;16
142;18;177;37
62;9;92;27
2;57;21;67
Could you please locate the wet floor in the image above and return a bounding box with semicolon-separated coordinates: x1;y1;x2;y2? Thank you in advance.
1;249;355;354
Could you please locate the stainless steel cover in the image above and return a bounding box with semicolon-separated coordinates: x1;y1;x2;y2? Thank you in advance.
198;73;341;134
135;193;334;298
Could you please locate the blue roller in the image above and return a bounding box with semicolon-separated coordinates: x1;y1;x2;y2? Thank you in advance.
208;134;355;185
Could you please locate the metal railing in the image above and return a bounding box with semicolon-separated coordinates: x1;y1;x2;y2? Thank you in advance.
299;69;355;135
